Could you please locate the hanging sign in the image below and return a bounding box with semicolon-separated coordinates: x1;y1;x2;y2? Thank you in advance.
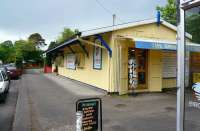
76;98;102;131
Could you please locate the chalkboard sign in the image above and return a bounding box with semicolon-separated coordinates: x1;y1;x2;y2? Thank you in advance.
76;98;102;131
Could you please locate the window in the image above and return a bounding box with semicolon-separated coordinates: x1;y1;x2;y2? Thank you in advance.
66;54;76;70
93;39;102;69
1;71;8;80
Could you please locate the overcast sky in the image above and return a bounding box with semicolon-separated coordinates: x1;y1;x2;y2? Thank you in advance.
0;0;167;44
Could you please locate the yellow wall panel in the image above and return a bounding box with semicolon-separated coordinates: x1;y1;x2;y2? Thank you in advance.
58;34;111;91
55;22;183;93
148;50;162;92
162;78;177;89
113;24;177;41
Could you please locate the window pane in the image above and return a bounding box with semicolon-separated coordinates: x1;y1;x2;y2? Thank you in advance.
185;6;200;131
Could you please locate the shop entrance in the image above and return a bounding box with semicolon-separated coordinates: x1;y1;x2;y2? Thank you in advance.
128;48;148;92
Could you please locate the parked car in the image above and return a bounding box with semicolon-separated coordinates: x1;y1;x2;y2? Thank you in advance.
0;69;10;101
0;66;10;81
4;64;21;79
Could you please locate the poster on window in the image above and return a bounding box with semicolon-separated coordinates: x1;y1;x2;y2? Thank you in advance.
93;39;102;69
66;54;76;70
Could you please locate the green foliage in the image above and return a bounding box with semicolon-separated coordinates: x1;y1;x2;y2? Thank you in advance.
186;14;200;43
44;54;52;66
48;41;57;50
157;0;177;25
157;0;200;43
28;33;46;49
0;40;15;63
14;39;43;65
47;28;78;50
14;40;27;61
56;28;75;44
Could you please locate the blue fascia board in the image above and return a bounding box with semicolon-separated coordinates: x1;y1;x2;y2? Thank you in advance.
46;38;78;54
135;41;176;50
96;34;112;57
135;40;200;52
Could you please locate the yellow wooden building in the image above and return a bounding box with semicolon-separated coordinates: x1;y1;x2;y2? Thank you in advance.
46;18;200;95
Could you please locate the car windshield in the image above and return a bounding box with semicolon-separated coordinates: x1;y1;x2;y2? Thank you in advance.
7;67;16;70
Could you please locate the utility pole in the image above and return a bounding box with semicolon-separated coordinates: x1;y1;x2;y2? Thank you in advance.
176;0;185;131
177;1;200;130
113;14;116;26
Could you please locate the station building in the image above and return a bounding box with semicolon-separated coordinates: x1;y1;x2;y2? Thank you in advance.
45;18;200;95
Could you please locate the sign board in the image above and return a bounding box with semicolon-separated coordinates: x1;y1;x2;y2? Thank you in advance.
135;41;176;50
188;83;200;109
66;54;76;70
76;98;102;131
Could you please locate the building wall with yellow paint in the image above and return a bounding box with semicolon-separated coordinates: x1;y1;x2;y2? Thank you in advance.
109;24;179;92
54;22;187;94
58;34;112;91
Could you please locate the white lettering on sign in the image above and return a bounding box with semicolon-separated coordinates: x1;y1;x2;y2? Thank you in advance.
76;111;83;131
165;44;176;50
152;43;162;49
188;101;200;109
152;43;176;50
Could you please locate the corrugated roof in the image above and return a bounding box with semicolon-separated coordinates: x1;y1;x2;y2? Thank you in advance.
45;18;193;54
81;18;192;39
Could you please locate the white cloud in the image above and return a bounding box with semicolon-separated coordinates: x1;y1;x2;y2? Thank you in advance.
0;0;167;42
0;31;25;43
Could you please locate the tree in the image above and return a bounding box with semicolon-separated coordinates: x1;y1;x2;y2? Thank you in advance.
47;28;78;50
14;40;27;67
157;0;200;43
186;14;200;43
157;0;177;25
28;33;46;49
48;41;57;50
14;39;44;68
56;28;76;44
0;40;15;63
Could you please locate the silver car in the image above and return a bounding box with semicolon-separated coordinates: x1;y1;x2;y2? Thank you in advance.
0;70;10;101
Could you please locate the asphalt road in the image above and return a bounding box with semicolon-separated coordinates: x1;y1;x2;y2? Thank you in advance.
0;80;19;131
12;70;200;131
15;72;177;131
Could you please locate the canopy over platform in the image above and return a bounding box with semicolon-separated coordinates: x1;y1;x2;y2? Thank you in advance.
44;36;112;57
119;36;200;52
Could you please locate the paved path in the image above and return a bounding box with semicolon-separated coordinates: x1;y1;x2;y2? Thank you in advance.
13;71;200;131
0;80;18;131
44;74;106;96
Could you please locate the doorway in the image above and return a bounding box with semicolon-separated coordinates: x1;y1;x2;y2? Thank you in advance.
128;48;148;91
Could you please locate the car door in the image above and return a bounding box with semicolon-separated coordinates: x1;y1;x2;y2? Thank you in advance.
0;72;4;90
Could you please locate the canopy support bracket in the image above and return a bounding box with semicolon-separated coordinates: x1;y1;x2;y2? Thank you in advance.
68;46;75;54
78;41;89;57
96;34;112;57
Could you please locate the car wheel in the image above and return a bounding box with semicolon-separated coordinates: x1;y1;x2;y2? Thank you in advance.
0;94;6;103
5;89;9;94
